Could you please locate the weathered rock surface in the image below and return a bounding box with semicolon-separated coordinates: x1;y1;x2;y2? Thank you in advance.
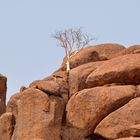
10;88;64;140
67;85;138;135
86;54;140;88
29;70;69;103
94;98;140;139
0;74;7;116
61;126;87;140
117;124;140;138
29;79;61;95
1;43;140;140
0;112;14;140
62;43;125;69
69;61;104;96
119;45;140;55
6;92;22;118
115;137;140;140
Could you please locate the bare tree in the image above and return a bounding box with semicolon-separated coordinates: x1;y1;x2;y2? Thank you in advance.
52;28;94;72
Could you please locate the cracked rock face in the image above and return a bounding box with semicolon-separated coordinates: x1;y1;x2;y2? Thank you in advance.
66;85;139;133
1;43;140;140
86;54;140;88
94;97;140;139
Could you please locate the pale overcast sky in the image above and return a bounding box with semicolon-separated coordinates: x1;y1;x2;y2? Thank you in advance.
0;0;140;101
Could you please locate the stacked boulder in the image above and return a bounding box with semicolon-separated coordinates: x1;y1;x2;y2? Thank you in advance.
0;74;7;116
1;43;140;140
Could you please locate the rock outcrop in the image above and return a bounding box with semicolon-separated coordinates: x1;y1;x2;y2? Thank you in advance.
0;74;7;116
1;43;140;140
86;54;140;88
94;97;140;139
61;43;125;70
67;85;138;134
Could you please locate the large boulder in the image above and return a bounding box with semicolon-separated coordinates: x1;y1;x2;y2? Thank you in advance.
6;92;22;118
11;88;64;140
0;112;15;140
0;99;6;116
66;85;137;135
0;74;7;115
117;124;140;138
119;45;140;55
30;71;69;103
86;54;140;88
62;127;87;140
94;98;140;139
4;43;140;139
69;61;104;96
115;138;140;140
61;43;125;69
136;85;140;95
29;79;61;95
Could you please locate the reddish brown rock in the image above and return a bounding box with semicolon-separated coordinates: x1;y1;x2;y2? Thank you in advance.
119;45;140;55
0;112;15;140
95;98;140;139
0;74;7;101
86;54;140;88
69;61;105;96
6;92;22;118
134;49;140;53
3;43;140;139
11;88;64;140
19;86;27;92
117;124;140;138
62;126;87;140
30;71;69;103
0;74;7;116
0;100;6;116
115;138;140;140
61;43;125;69
52;69;67;79
30;71;68;96
29;79;61;95
137;85;140;94
52;70;69;103
67;85;137;135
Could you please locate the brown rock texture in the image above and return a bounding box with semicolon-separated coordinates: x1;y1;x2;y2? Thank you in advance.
61;43;125;69
10;88;64;140
0;112;14;140
29;79;61;95
67;85;138;135
86;54;140;88
1;43;140;140
117;124;140;138
0;74;7;116
69;61;104;96
29;70;69;103
115;138;140;140
119;45;140;55
94;98;140;139
6;92;22;119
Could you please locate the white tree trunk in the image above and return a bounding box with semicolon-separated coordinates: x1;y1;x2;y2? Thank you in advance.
66;59;70;72
65;48;70;73
66;50;70;73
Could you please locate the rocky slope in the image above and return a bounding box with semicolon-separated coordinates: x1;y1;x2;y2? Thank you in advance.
1;43;140;140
